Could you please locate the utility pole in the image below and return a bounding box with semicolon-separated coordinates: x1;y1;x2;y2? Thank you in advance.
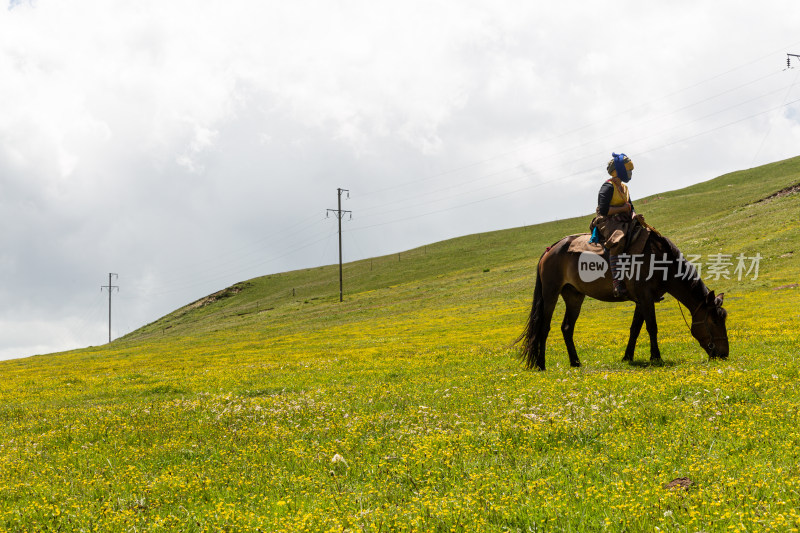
788;53;800;68
101;273;119;343
327;188;351;302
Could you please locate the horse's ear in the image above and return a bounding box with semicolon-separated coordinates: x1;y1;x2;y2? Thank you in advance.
715;292;725;307
706;290;716;304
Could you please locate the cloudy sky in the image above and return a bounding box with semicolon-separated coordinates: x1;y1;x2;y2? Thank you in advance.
1;0;799;360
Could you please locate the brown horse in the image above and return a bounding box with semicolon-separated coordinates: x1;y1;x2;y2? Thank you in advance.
517;232;728;370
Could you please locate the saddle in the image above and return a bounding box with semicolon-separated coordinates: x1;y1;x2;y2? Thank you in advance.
566;218;652;256
564;218;665;302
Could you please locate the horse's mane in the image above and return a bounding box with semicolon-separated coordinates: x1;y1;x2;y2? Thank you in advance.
649;233;710;302
650;233;728;317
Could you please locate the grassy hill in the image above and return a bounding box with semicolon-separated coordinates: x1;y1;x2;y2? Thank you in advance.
1;156;799;531
120;154;798;343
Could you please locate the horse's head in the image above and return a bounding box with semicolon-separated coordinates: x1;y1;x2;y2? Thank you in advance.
690;291;728;358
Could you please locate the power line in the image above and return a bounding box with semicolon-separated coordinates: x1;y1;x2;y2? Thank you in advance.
356;71;789;222
153;214;326;288
117;215;329;302
753;64;800;165
356;41;800;202
351;84;797;229
137;230;334;299
347;94;800;235
122;77;800;314
83;46;800;336
113;51;800;304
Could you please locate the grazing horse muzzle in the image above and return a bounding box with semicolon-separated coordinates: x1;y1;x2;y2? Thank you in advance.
706;338;729;359
691;293;728;359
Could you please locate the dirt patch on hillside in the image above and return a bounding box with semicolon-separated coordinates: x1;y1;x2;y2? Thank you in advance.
188;283;251;310
753;183;800;204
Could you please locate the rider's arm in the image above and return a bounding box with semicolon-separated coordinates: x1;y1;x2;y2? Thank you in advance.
608;203;632;216
597;182;613;215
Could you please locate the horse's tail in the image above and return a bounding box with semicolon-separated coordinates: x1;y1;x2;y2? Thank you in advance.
514;256;546;370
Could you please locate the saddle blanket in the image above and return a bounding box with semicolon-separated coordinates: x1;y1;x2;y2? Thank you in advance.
566;225;651;256
566;233;604;254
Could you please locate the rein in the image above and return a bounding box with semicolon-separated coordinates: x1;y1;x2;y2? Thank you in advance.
677;299;693;333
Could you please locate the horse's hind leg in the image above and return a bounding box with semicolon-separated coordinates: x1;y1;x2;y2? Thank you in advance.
536;284;561;370
560;285;585;368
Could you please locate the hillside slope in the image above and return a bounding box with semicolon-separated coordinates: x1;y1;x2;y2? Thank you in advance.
121;154;800;345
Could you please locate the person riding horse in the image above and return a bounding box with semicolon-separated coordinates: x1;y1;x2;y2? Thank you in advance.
516;152;729;369
591;152;636;298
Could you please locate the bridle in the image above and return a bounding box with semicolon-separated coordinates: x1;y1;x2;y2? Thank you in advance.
678;300;726;353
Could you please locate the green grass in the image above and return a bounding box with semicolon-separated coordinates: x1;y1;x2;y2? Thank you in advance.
1;156;799;531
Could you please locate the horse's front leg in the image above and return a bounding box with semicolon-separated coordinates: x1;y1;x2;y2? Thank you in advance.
639;299;662;362
623;305;644;362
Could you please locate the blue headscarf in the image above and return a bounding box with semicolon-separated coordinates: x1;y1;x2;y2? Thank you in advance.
612;152;630;183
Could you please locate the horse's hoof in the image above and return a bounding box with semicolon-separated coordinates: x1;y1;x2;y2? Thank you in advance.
622;355;633;362
650;357;664;366
570;361;581;368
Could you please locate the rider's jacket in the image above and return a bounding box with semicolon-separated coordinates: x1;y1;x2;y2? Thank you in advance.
597;177;632;217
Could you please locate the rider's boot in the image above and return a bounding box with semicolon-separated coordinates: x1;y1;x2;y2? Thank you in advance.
609;255;628;298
